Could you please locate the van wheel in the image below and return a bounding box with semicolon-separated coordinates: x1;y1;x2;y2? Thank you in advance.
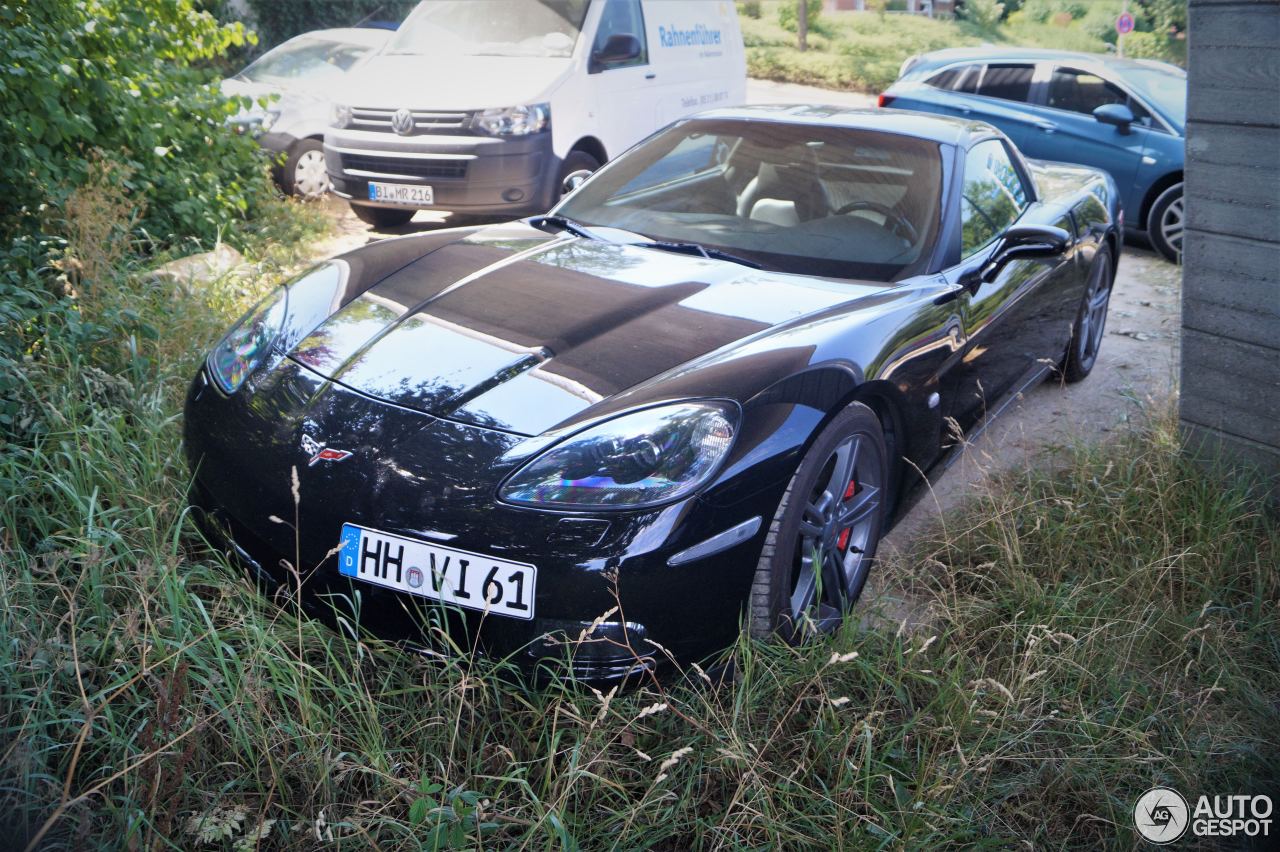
281;139;329;198
558;151;600;196
1146;182;1183;263
350;204;415;229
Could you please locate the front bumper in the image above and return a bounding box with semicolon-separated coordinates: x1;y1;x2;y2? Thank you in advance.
184;361;774;682
325;126;560;217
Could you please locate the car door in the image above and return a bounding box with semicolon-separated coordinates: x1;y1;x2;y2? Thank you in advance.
588;0;660;158
941;139;1076;434
1022;65;1151;206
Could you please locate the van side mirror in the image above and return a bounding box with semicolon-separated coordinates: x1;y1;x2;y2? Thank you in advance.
590;34;642;72
961;223;1070;290
1093;103;1135;133
561;169;593;195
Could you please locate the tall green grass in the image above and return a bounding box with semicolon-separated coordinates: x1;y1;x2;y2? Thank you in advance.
1;232;1276;848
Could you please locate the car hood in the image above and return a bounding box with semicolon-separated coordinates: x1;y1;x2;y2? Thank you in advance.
331;54;570;110
289;226;885;436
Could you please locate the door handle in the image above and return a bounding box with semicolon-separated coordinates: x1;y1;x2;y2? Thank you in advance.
645;72;656;80
1034;120;1058;134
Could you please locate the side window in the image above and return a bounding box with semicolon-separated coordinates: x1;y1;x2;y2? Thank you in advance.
925;67;962;90
1048;67;1150;123
960;140;1029;259
953;64;982;94
976;64;1035;103
592;0;647;69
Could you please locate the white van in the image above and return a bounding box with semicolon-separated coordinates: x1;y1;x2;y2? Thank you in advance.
324;0;746;227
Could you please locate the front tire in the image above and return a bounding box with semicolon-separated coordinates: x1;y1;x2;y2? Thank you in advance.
1060;245;1114;383
280;139;329;199
1146;182;1183;263
350;203;415;229
557;150;601;196
749;402;889;642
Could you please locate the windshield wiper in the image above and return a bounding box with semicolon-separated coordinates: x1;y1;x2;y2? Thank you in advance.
638;240;764;270
528;215;605;241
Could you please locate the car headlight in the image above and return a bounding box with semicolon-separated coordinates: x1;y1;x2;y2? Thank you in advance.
474;103;550;136
207;288;287;395
499;402;737;509
259;109;280;133
331;103;353;129
207;262;346;395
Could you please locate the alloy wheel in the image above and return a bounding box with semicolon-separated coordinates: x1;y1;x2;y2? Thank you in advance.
788;434;882;633
1159;195;1184;258
1076;255;1113;370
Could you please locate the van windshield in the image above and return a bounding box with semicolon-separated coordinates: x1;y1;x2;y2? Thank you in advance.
386;0;591;58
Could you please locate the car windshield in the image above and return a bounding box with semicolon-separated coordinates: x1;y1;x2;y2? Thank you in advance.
385;0;591;58
555;119;944;282
239;38;372;84
1124;66;1187;127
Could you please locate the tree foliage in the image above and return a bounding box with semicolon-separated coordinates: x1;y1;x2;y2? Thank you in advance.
243;0;417;51
0;0;270;246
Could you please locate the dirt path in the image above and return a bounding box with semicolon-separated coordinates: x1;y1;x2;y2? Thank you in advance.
870;246;1181;628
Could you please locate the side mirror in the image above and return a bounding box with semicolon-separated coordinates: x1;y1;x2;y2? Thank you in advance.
590;34;642;72
1093;102;1135;133
962;223;1070;290
561;169;593;195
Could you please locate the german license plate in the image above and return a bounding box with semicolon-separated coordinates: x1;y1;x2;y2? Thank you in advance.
367;181;434;206
338;523;535;620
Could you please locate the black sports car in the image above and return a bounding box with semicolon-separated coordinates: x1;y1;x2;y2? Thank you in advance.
186;105;1120;681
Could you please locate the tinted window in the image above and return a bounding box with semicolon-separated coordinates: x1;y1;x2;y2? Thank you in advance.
926;67;961;90
592;0;648;68
1048;67;1152;124
556;119;945;282
961;140;1028;258
976;64;1035;102
954;64;982;94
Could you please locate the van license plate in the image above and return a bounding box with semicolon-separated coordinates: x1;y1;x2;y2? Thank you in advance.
367;181;434;206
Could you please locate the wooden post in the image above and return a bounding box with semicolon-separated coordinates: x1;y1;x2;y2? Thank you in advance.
798;0;808;52
1180;0;1280;496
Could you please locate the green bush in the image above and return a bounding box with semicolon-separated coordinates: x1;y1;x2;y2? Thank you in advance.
959;0;1007;30
777;0;823;33
1017;0;1088;23
738;0;763;20
0;0;271;249
1123;30;1186;65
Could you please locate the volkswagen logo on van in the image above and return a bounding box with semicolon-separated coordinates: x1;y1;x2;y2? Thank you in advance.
390;108;415;136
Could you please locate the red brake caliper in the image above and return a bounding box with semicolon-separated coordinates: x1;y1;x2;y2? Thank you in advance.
836;477;858;551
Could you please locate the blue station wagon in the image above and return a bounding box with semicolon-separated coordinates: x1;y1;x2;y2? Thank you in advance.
881;47;1186;261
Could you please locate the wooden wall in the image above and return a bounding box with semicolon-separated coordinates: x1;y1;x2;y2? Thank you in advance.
1181;0;1280;487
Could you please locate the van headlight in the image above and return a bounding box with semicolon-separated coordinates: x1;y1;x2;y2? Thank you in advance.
499;402;737;509
331;103;353;129
474;103;550;136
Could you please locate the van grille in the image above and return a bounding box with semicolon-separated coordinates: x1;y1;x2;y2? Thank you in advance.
339;154;469;180
351;108;472;134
